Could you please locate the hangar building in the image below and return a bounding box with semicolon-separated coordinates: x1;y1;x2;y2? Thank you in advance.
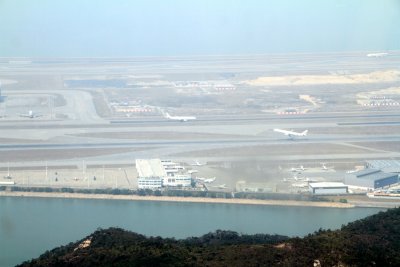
365;160;400;173
308;182;348;195
345;169;398;190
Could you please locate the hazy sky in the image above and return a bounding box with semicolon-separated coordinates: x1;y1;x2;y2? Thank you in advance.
0;0;399;57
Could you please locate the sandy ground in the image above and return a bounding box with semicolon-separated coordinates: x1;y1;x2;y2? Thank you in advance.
0;166;138;189
357;86;400;99
0;147;146;162
0;191;354;208
246;70;400;86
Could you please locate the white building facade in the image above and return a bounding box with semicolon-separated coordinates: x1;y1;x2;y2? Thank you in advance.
136;159;192;189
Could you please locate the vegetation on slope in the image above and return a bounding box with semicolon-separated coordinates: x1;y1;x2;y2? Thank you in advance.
18;208;400;267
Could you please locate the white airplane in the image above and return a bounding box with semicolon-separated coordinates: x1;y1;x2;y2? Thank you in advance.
321;163;335;171
273;129;308;139
213;184;227;189
291;165;306;172
19;110;42;118
366;52;388;58
188;170;198;174
196;177;216;183
291;182;309;188
190;160;206;166
164;112;196;122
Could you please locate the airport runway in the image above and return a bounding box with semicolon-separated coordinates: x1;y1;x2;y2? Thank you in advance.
1;52;400;186
2;110;400;129
0;134;399;151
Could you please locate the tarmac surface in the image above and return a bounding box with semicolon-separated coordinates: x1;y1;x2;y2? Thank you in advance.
1;52;400;191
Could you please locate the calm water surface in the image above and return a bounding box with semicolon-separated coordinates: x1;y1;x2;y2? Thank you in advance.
0;196;384;266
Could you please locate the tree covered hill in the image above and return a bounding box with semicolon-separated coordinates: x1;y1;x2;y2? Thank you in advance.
18;208;400;267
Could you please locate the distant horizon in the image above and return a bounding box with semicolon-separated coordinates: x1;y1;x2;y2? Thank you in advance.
1;0;399;57
0;49;399;59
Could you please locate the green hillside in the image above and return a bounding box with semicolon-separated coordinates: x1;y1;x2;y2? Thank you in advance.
18;208;400;267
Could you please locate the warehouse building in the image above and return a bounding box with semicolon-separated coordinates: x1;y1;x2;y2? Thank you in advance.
345;169;399;190
308;182;348;195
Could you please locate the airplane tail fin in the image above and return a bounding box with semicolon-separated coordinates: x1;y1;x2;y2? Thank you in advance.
302;130;308;136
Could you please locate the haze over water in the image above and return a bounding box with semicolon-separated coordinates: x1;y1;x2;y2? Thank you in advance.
0;0;399;57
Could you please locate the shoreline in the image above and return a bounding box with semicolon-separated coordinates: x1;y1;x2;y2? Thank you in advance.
0;191;355;208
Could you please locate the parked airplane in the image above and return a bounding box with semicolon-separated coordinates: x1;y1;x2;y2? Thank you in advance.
188;170;198;174
291;165;306;172
213;184;227;189
196;177;216;183
321;163;335;171
366;52;388;58
19;110;42;118
291;182;309;188
321;163;331;171
190;160;206;166
164;112;196;122
273;128;308;138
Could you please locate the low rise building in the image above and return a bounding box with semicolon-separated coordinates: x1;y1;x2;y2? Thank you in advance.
163;175;192;187
309;182;348;195
136;159;166;189
136;159;192;189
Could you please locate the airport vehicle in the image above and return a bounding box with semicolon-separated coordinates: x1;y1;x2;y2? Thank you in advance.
366;52;388;57
164;112;196;122
273;128;308;139
19;110;42;118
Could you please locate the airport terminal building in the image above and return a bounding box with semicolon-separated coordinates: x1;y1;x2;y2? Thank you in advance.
136;159;166;189
345;169;399;190
136;159;192;189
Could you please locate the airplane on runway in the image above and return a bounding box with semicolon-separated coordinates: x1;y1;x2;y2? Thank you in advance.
273;128;308;139
366;52;388;58
188;170;198;174
19;110;42;119
163;111;196;122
